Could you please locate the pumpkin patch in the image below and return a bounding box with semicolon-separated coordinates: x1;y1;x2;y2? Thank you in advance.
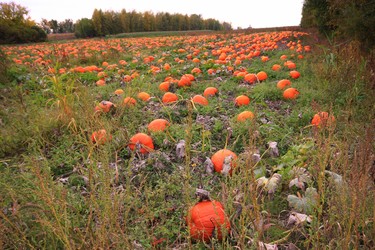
3;26;364;249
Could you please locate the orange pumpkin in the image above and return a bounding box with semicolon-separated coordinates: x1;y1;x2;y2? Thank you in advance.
94;101;115;113
162;92;178;104
256;71;268;81
96;79;106;86
91;129;112;145
290;70;300;79
237;111;255;122
163;63;171;70
311;112;335;128
286;61;296;69
244;73;257;84
148;119;170;132
272;64;281;71
235;95;250;106
280;55;288;60
138;92;151;101
178;76;192;87
283;88;300;100
159;81;170;92
211;149;237;174
187;200;230;241
276;79;291;90
123;75;132;82
128;133;154;154
123;97;137;106
114;89;124;95
192;95;208;106
203;87;218;97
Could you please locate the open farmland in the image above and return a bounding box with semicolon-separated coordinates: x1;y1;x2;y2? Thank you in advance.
0;31;374;249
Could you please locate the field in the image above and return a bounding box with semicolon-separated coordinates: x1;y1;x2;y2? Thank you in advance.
0;30;374;249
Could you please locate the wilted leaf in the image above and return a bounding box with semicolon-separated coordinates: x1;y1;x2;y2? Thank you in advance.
257;173;282;194
176;140;185;159
268;141;279;158
195;188;210;201
289;178;305;189
253;153;261;163
204;157;214;174
132;240;144;250
287;212;312;226
325;170;343;185
221;155;233;176
248;239;278;250
267;173;282;194
287;187;319;214
289;167;311;189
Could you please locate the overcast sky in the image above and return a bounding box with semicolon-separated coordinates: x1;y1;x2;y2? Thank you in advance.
8;0;304;29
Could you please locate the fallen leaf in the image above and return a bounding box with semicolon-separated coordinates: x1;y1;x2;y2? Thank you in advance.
176;140;185;159
221;155;233;176
287;212;312;226
204;157;214;174
195;188;210;201
268;141;279;158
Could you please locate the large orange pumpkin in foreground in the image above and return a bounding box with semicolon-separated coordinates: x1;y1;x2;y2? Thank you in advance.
128;133;154;154
211;149;237;174
311;112;335;128
187;200;230;241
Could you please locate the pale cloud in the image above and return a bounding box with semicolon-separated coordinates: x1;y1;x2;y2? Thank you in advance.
7;0;303;28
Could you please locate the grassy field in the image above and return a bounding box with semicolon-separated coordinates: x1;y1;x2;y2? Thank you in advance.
0;30;374;249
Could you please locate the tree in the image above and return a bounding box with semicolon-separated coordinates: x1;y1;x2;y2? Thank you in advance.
119;9;130;33
40;18;51;34
58;19;74;33
92;9;104;36
74;18;96;38
0;2;46;44
189;14;204;30
48;19;58;33
0;1;27;24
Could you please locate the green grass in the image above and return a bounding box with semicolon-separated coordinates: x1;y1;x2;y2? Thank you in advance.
0;31;373;249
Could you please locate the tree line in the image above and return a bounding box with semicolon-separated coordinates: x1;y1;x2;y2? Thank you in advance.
74;9;232;38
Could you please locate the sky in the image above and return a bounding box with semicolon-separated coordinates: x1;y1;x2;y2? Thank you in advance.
7;0;304;29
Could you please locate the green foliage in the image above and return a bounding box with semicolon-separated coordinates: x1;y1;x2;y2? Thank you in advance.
74;18;96;38
301;0;375;51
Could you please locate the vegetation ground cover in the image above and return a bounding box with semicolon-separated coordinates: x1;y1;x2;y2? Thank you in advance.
0;30;373;249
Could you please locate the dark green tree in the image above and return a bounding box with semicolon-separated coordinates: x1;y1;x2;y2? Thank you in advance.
74;18;96;38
